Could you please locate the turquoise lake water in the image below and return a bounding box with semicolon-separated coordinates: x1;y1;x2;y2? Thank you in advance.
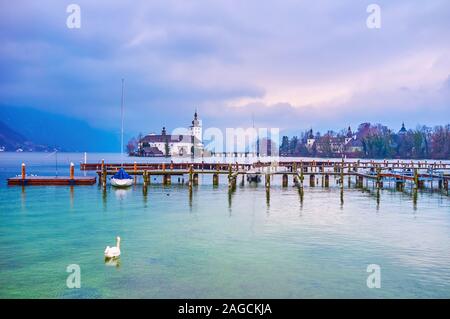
0;153;449;298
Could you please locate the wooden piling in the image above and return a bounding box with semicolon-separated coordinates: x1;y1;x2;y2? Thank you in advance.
21;163;26;180
193;173;199;186
309;174;315;187
70;162;74;179
189;165;194;187
325;174;329;187
213;173;219;186
413;169;419;189
163;174;171;185
282;174;288;187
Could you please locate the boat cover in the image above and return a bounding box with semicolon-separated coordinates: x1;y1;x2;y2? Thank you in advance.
112;168;132;179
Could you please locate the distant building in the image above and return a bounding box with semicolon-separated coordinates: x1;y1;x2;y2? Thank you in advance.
345;138;363;154
398;122;407;135
306;129;315;148
137;112;203;157
345;126;354;144
303;126;363;157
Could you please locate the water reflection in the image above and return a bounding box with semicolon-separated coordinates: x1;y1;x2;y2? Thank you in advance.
70;185;74;209
114;188;131;200
104;257;121;268
413;188;418;211
21;185;26;210
376;188;380;211
298;187;304;211
188;186;193;211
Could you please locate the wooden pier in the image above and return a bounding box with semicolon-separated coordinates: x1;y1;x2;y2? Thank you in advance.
8;160;449;194
82;159;450;195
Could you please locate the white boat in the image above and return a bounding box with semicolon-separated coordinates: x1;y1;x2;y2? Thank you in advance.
111;78;133;188
111;168;133;187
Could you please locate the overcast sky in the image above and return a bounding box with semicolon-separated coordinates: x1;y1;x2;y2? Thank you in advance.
0;0;449;136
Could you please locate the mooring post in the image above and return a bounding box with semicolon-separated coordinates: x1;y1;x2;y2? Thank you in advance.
163;174;171;186
189;165;194;187
70;162;74;180
396;179;404;191
413;168;419;189
99;159;104;185
143;170;147;186
143;170;148;195
325;174;329;187
134;161;137;184
213;173;219;186
376;166;383;188
227;164;232;188
102;164;107;188
300;162;304;185
193;173;199;186
265;173;270;188
21;163;26;180
282;174;288;187
309;174;315;187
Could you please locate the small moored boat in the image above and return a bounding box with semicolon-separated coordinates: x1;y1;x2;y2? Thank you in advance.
111;168;133;187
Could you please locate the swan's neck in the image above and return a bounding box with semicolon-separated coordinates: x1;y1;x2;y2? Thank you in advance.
116;238;121;249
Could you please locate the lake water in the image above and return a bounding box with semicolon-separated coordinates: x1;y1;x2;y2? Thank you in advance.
0;152;449;298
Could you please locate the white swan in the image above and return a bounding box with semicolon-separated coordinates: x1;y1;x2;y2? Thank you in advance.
104;236;121;258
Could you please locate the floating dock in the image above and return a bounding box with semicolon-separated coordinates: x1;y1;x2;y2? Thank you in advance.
7;162;96;186
7;176;96;186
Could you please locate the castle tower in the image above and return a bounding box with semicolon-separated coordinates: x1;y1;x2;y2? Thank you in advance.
306;128;315;148
345;126;353;144
190;110;202;144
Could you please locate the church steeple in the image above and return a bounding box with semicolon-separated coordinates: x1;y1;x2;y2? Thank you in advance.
345;126;352;138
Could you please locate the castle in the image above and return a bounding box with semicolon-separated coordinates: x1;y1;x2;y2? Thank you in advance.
137;111;203;157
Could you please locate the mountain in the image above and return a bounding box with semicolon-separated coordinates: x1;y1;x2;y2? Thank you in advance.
0;120;52;151
0;106;120;152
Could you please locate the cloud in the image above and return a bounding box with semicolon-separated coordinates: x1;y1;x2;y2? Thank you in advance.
0;0;449;136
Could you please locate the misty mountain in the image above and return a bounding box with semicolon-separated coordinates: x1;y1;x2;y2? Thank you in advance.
0;106;120;152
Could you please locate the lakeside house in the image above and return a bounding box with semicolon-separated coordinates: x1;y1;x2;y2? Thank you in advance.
305;126;364;157
137;111;204;157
